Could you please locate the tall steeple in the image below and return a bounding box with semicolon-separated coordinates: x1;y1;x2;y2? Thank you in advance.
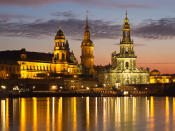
121;9;132;43
84;10;90;40
119;10;135;57
81;11;94;76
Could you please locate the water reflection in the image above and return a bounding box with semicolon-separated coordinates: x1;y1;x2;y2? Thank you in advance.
46;97;50;131
20;98;26;131
57;97;62;131
33;97;37;131
0;97;175;131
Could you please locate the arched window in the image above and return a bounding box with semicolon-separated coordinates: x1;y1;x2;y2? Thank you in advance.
126;47;128;53
56;42;59;47
57;53;59;60
62;53;65;60
125;62;129;69
125;31;128;37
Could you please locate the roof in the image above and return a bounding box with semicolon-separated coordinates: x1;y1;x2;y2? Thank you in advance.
0;49;53;64
55;27;65;40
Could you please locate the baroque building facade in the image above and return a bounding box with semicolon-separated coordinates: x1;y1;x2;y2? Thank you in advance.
97;11;149;86
0;27;78;79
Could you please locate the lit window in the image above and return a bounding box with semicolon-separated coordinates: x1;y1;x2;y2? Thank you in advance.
126;62;129;69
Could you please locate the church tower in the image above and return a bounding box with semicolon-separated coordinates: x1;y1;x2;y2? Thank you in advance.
53;26;68;63
98;10;149;86
113;10;137;71
81;12;94;76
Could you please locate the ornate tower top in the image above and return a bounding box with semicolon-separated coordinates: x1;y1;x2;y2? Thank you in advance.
124;9;128;23
121;9;132;44
82;10;93;46
85;10;89;31
55;26;65;40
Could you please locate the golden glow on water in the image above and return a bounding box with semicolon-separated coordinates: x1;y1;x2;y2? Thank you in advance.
132;97;136;122
33;97;37;131
1;100;5;131
124;97;129;122
1;97;175;131
86;97;89;131
103;98;107;131
146;97;150;118
150;97;154;117
46;98;50;131
57;97;62;131
173;98;175;121
73;97;77;131
150;97;154;131
52;97;55;131
5;98;9;131
117;97;121;123
95;97;98;130
165;97;169;131
20;98;26;131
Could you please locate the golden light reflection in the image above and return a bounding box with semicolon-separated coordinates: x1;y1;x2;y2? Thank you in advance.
150;97;154;131
173;98;175;121
57;97;62;131
165;97;169;131
73;97;77;131
146;97;150;118
117;97;121;123
33;97;37;131
124;97;129;122
150;97;154;117
46;98;50;131
52;97;55;131
13;99;18;124
86;97;89;131
20;98;26;131
103;98;107;131
1;100;6;131
95;97;98;130
5;98;9;131
132;97;136;122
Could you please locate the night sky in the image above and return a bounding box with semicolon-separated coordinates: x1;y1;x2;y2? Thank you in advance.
0;0;175;73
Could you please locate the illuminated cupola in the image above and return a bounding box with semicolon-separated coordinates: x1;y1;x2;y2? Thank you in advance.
53;26;67;63
81;11;94;76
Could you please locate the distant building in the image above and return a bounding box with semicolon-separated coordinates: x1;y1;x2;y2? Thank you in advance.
150;70;175;84
0;27;79;79
97;11;149;86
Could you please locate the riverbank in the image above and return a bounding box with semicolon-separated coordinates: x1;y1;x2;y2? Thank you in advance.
0;91;123;98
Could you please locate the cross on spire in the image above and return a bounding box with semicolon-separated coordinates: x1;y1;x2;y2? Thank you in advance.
59;26;61;30
86;10;88;27
125;9;128;19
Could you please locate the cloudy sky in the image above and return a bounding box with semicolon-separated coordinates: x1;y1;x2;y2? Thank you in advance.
0;0;175;73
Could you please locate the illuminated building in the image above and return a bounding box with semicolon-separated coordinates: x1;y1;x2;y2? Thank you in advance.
0;27;79;79
81;12;95;76
97;11;149;86
150;70;175;84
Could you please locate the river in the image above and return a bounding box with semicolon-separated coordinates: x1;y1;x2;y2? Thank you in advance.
0;97;175;131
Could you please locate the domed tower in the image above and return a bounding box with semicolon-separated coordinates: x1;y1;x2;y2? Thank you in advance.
81;12;94;76
53;26;67;63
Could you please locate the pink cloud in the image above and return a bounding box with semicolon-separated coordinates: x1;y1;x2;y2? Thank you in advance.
0;0;151;9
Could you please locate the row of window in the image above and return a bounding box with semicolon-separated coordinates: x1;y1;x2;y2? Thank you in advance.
0;65;20;72
22;65;51;71
54;53;66;60
56;42;65;47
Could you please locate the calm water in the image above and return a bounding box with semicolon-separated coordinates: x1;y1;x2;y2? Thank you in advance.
0;97;175;131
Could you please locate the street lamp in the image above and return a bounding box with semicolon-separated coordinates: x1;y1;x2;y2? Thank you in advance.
1;85;6;90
